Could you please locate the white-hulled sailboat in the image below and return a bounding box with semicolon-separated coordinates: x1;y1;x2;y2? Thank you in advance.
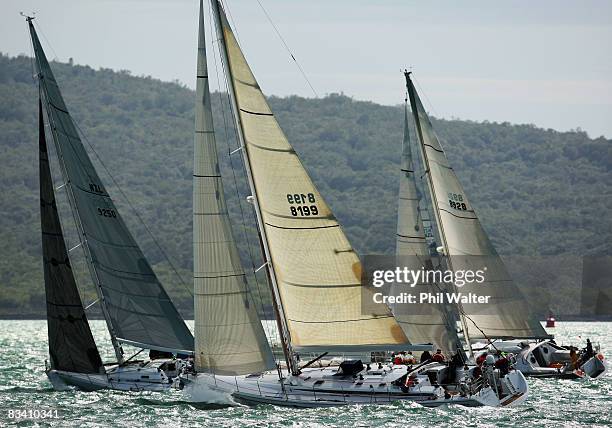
27;16;194;391
178;0;527;408
399;71;606;380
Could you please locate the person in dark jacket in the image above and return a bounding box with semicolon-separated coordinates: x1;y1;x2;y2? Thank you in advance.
494;352;511;376
420;350;432;363
585;339;594;359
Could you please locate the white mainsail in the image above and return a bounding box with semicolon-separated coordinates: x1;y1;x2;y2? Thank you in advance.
193;0;276;375
406;74;549;340
213;1;409;351
394;99;461;354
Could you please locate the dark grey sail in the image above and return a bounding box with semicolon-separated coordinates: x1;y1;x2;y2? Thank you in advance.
40;98;104;374
29;22;193;355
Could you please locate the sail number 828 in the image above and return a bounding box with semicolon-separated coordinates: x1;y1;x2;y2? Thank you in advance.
448;192;467;211
287;193;318;217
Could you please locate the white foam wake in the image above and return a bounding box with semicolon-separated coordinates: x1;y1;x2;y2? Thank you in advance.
182;374;237;405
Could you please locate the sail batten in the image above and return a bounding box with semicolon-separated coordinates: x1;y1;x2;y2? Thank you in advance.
30;22;194;355
193;0;275;375
214;2;410;350
405;74;549;341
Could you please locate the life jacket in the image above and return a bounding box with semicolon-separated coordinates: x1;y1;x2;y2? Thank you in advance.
393;356;403;365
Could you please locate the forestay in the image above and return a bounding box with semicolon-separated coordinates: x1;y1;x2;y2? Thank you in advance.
216;4;409;349
30;22;194;353
406;75;549;340
193;0;275;375
39;98;104;374
394;101;461;354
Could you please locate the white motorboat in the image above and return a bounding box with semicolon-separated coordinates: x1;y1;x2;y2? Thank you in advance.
482;339;607;379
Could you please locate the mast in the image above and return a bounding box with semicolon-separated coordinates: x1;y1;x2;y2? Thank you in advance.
404;71;473;357
28;18;125;363
209;0;298;375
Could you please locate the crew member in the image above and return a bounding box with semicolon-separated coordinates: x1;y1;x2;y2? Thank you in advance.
570;347;579;370
476;352;488;366
585;339;594;359
431;349;446;363
494;351;511;376
403;351;416;365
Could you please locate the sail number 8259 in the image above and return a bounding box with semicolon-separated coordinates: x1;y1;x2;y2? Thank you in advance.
97;208;117;218
287;193;318;217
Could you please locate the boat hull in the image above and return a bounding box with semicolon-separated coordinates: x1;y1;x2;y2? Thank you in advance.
46;359;181;392
180;363;528;408
493;340;606;379
484;340;607;379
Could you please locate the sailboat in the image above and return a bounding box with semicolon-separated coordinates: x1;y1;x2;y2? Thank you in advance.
400;71;606;380
178;0;527;408
27;16;194;391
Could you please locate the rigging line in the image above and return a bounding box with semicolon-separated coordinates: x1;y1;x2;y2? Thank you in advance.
221;0;244;50
70;119;193;298
27;24;36;80
408;78;495;352
411;74;441;122
412;253;459;341
422;252;499;353
208;2;275;343
31;20;191;298
39;87;96;312
32;18;182;308
253;0;319;98
32;21;60;63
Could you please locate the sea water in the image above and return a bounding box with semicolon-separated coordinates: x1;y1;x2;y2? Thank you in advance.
0;321;610;427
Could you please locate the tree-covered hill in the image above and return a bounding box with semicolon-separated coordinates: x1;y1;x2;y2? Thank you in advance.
0;53;609;318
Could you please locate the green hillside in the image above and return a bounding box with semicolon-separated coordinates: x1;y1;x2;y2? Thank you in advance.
0;53;609;319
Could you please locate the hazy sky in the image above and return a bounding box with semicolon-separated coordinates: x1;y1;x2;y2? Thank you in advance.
2;0;611;137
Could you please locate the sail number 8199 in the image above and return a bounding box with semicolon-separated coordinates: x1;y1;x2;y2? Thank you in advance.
287;193;318;217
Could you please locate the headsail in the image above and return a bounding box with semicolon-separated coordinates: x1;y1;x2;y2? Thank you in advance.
394;99;461;354
40;97;104;374
29;21;194;355
193;0;275;375
213;2;408;350
405;74;549;340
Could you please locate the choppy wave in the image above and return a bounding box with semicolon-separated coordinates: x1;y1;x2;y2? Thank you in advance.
0;320;609;427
